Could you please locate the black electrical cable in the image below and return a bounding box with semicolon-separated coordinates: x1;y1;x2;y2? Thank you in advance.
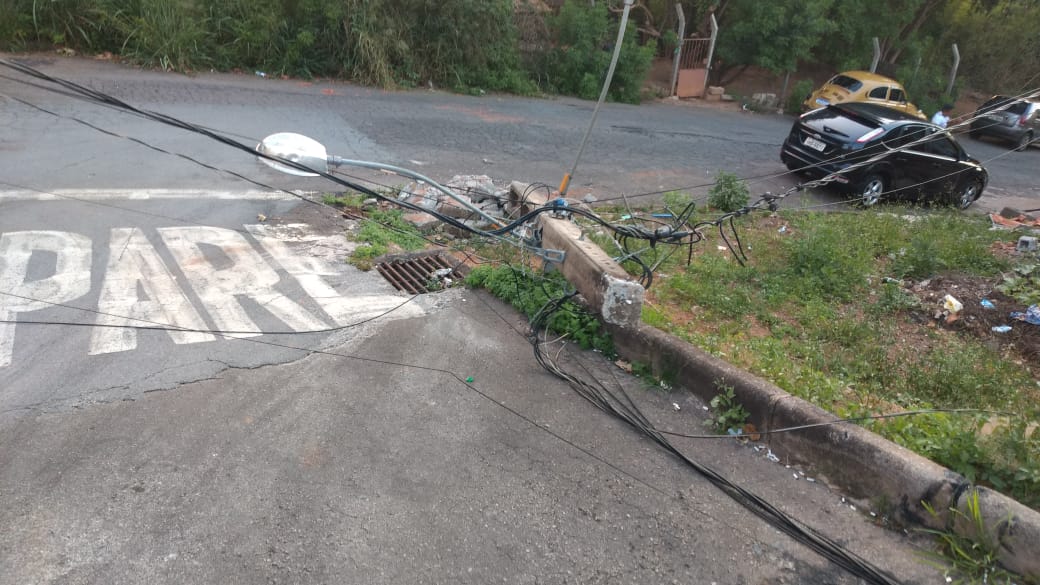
658;408;1007;440
0;290;422;336
524;294;902;585
8;58;1023;279
0;102;498;269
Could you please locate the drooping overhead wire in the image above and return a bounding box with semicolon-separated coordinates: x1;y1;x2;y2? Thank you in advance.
523;290;902;585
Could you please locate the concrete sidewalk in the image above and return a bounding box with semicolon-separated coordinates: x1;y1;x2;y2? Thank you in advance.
0;288;941;584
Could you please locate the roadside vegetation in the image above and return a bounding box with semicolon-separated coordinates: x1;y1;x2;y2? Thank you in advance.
587;203;1039;510
321;193;427;270
2;0;1038;109
454;194;1039;512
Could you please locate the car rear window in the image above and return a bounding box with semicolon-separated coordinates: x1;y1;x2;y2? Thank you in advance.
830;75;863;92
801;106;877;139
982;96;1028;115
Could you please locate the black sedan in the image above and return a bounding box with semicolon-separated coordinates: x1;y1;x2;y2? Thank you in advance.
781;102;987;209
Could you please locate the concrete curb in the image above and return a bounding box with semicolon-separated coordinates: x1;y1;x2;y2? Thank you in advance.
507;180;1039;577
606;320;1040;580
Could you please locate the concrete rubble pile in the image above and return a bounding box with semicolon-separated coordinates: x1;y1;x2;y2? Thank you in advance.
397;175;509;235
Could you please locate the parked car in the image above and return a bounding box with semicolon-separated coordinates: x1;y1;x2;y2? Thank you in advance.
969;95;1040;151
781;102;987;209
802;71;927;120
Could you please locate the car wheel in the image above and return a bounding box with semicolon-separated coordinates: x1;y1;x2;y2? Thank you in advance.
855;174;885;207
1015;131;1034;151
950;179;982;210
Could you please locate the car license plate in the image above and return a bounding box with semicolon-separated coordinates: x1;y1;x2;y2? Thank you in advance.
815;98;829;106
804;136;826;151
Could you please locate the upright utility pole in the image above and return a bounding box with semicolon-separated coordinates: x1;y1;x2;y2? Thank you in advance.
670;3;686;98
947;43;960;96
558;0;635;197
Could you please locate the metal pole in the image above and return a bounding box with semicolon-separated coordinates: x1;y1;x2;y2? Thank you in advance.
669;3;686;98
871;37;880;73
947;43;960;96
703;14;718;95
558;0;635;197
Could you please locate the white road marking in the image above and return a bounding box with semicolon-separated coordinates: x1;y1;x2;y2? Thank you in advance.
0;189;302;202
0;221;426;367
0;231;92;367
89;228;217;356
158;226;328;335
246;224;424;324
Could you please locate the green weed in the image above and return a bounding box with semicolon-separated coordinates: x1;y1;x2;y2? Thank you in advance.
997;263;1040;306
322;192;366;208
707;171;750;212
919;489;1020;584
465;264;612;353
349;209;425;270
594;206;1037;510
707;382;750;434
662;190;694;214
786;78;815;114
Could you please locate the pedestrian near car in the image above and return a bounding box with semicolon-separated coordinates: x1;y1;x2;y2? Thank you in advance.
931;103;954;128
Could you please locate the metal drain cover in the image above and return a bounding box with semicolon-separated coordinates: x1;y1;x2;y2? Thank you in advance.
375;252;465;294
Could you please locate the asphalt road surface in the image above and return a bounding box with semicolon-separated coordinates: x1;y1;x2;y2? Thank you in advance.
2;54;1036;213
0;54;959;584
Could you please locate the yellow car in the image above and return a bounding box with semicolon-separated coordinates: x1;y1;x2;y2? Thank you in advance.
802;71;926;119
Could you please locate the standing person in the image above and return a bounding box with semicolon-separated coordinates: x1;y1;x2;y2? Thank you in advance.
931;103;954;128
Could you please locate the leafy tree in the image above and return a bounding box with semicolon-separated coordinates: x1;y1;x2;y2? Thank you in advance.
947;0;1040;94
810;0;947;73
713;0;836;83
541;0;655;103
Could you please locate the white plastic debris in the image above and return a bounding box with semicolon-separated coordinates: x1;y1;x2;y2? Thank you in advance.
766;450;780;463
942;294;963;313
672;403;681;411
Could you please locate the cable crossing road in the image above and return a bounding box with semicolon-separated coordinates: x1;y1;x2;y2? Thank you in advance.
0;190;424;416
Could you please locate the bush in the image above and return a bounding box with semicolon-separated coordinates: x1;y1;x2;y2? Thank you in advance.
786;78;815;114
707;171;750;212
540;0;655;104
465;264;612;352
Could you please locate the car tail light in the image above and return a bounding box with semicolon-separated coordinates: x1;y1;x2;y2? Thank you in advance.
1019;115;1028;126
856;128;885;143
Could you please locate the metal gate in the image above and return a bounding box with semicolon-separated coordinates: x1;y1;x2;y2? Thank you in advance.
673;15;718;98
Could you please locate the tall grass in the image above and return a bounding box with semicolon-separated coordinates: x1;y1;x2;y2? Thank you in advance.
632;207;1037;508
0;0;577;96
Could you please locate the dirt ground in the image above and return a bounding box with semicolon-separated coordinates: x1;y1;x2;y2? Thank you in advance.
912;270;1040;370
644;59;990;118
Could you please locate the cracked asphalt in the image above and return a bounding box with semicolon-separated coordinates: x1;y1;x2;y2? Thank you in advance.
0;54;956;583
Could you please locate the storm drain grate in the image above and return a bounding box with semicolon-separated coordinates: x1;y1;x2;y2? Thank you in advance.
375;252;465;294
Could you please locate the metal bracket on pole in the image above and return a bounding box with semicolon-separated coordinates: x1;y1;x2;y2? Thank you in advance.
533;248;566;264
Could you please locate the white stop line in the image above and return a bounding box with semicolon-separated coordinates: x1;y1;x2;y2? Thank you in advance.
0;224;422;367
